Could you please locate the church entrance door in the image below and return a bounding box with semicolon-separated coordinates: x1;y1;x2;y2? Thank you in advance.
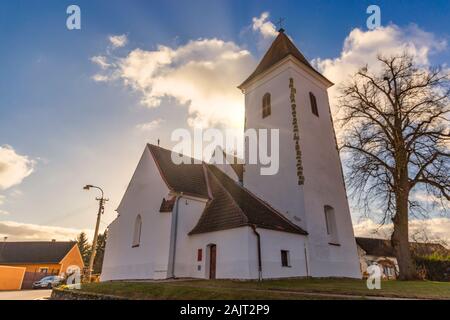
209;244;216;279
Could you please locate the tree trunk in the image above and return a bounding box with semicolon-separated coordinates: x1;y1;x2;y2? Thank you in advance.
391;191;417;280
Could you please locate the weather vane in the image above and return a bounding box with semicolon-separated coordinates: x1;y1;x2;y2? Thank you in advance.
276;17;286;32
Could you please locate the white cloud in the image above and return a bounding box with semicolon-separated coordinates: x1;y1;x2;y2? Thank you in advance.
313;24;447;128
0;145;34;190
0;209;9;216
91;55;111;69
136;118;165;131
353;217;450;246
0;220;92;241
109;34;128;48
92;74;109;82
252;12;277;39
94;38;255;130
0;195;4;206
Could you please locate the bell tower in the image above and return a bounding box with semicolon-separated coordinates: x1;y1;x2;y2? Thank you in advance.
239;29;361;277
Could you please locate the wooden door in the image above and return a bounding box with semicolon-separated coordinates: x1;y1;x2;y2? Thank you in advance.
209;245;216;279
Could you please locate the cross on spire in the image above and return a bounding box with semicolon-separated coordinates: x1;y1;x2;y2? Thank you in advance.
276;17;285;32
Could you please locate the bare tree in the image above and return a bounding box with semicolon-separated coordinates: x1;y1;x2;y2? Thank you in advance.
339;53;450;280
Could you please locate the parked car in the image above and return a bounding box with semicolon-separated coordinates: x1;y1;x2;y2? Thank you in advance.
32;275;64;289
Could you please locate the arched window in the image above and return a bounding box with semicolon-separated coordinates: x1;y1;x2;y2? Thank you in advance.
309;92;319;117
324;205;339;244
132;214;142;248
262;93;271;118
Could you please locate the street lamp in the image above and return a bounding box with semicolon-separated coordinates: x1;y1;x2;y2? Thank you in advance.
83;184;108;282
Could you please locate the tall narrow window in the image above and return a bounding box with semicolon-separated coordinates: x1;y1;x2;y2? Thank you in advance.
262;93;271;118
281;250;290;267
309;92;319;117
324;205;339;245
132;214;142;247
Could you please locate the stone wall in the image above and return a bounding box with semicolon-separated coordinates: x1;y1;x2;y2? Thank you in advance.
51;288;126;300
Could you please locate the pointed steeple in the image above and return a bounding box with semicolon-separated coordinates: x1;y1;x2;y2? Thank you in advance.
239;30;332;89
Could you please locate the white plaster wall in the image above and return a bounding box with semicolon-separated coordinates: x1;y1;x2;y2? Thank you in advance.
250;228;308;279
243;62;307;229
101;147;173;281
174;211;308;280
291;65;361;278
242;58;361;278
174;199;254;279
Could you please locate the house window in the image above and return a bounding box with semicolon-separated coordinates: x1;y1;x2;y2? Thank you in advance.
39;268;49;273
281;250;290;267
262;93;271;118
197;249;203;262
309;92;319;117
324;205;339;244
132;214;142;248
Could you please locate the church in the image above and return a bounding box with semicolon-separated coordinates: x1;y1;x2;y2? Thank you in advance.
100;29;362;281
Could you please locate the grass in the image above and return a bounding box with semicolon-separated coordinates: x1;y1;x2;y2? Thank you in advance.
77;281;341;300
74;278;450;300
172;278;450;299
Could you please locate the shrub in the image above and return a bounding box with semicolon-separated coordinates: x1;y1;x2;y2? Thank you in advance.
414;255;450;282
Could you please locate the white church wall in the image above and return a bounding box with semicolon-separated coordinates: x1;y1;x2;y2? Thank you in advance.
171;196;208;278
243;62;307;229
241;57;361;279
290;64;361;278
101;147;173;281
249;228;308;279
175;200;253;279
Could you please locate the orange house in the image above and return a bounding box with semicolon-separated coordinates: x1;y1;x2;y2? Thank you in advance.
0;241;84;287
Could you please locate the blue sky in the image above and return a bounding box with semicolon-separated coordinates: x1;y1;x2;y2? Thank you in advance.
0;0;449;241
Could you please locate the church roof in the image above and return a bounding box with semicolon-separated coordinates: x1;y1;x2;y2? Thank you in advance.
238;30;332;89
148;144;307;236
149;144;210;199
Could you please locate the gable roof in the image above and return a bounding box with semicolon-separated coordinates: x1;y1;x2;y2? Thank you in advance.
147;144;307;236
211;147;244;183
356;237;449;257
190;165;307;235
0;241;77;264
239;30;333;89
148;144;210;199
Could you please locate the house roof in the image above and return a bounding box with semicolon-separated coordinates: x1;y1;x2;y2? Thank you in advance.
0;241;77;264
148;144;307;236
355;237;449;257
238;30;332;89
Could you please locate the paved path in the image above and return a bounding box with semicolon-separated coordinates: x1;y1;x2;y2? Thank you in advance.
0;289;52;300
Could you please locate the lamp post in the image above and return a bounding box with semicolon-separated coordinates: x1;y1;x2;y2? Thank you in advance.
83;184;108;282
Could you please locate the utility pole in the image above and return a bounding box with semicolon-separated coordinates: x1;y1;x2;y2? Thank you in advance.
83;185;108;282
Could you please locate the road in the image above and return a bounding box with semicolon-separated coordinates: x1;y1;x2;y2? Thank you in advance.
0;289;52;300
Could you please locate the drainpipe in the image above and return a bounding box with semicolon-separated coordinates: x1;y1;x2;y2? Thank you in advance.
168;192;183;278
304;243;310;277
250;224;262;281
